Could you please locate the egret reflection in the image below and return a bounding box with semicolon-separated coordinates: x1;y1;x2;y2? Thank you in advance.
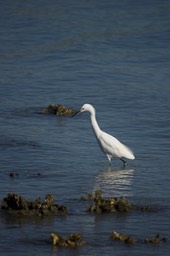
94;168;134;197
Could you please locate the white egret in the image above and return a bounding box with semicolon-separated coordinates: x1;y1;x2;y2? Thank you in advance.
74;104;135;166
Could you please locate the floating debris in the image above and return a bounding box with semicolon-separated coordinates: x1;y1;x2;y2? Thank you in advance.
84;190;134;213
44;104;77;117
50;232;86;247
9;172;19;178
140;205;155;212
1;193;67;216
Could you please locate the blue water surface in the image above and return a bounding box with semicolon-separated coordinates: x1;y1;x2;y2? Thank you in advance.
0;0;170;255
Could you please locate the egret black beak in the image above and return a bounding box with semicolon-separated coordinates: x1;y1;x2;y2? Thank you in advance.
72;110;81;117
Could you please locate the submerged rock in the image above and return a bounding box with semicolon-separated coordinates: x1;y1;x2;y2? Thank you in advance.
50;232;85;247
44;104;77;117
1;193;67;216
84;190;134;214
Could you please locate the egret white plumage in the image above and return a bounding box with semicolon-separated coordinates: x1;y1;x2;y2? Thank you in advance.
74;104;135;166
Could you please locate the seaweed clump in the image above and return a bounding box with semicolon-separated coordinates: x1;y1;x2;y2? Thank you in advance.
50;232;86;248
84;190;134;214
1;193;67;216
44;104;77;117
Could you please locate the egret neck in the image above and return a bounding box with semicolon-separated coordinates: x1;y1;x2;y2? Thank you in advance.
89;107;101;139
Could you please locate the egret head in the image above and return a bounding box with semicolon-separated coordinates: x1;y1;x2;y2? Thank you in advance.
72;104;95;117
80;104;95;113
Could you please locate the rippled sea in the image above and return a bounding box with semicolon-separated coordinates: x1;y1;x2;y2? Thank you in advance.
0;1;170;255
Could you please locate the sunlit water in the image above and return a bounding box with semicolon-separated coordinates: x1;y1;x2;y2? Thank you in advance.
0;0;170;255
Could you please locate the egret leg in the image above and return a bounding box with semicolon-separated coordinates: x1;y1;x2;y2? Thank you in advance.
120;158;127;166
106;155;112;165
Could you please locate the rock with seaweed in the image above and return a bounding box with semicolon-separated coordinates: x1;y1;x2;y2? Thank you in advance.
144;234;168;244
84;190;134;214
111;231;168;245
50;232;86;247
44;104;77;117
111;231;138;245
1;193;67;216
82;190;158;215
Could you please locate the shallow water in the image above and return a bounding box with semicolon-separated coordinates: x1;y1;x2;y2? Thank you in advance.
0;0;170;255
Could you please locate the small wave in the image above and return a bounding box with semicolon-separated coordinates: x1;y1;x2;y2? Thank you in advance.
0;137;41;149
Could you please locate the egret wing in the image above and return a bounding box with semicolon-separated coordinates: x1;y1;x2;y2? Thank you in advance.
99;131;134;159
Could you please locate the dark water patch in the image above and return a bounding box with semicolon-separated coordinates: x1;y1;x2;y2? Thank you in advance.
7;170;46;180
0;137;41;149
